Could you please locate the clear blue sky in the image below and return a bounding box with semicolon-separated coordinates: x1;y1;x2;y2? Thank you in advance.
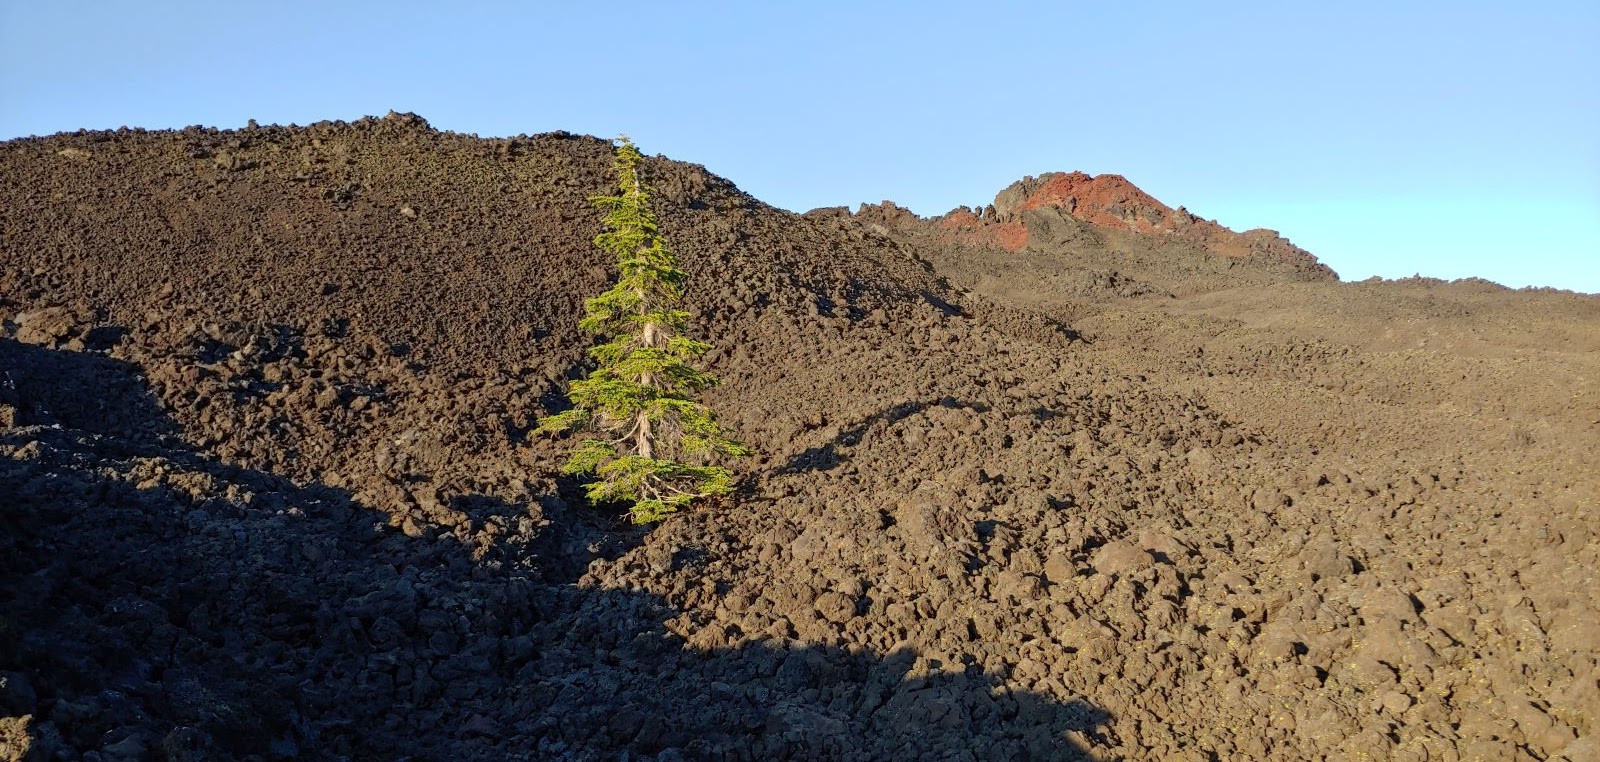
4;1;1597;292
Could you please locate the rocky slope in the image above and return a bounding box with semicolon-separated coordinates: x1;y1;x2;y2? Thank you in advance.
2;113;1597;761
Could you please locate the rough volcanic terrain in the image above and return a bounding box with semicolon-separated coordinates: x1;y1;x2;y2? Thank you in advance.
2;113;1597;761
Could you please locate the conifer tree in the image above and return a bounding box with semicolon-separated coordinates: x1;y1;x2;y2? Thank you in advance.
537;138;751;523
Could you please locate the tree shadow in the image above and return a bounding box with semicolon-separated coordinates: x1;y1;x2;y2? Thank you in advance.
919;291;968;318
0;339;1111;760
778;398;990;475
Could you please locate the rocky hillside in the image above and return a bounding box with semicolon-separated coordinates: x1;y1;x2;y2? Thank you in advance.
856;170;1328;273
2;113;1597;761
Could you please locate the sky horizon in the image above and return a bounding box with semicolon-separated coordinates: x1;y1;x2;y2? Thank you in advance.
4;1;1597;293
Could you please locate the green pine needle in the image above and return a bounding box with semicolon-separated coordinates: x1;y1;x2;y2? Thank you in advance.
537;138;751;524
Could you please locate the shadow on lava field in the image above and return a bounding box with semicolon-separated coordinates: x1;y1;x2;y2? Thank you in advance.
1;340;1109;760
